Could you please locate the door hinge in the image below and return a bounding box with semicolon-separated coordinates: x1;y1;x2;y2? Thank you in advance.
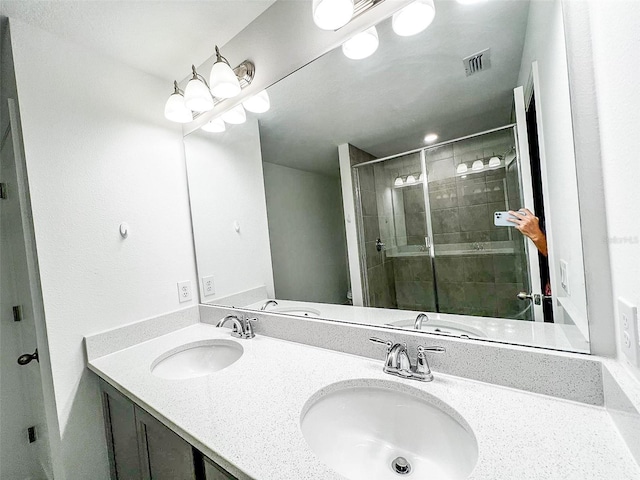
0;183;7;199
12;305;22;322
28;426;37;443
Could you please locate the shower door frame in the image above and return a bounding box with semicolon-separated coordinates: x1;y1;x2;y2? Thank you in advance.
353;123;541;321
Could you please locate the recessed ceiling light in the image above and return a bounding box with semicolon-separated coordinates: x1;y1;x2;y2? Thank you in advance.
424;133;438;143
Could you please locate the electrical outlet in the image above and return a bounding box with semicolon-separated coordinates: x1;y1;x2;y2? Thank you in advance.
202;276;215;297
559;260;569;294
619;297;639;367
177;281;192;303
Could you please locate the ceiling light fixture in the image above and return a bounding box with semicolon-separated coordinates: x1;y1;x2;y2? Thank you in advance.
221;104;247;125
242;90;271;113
201;117;226;133
424;133;438;143
164;81;193;123
210;46;242;99
342;26;379;60
184;65;214;112
392;0;436;37
313;0;354;30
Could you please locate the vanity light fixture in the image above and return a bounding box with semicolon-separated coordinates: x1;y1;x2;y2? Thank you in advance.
312;0;354;30
418;172;424;181
394;175;404;186
242;90;271;113
488;156;501;168
221;104;247;125
342;26;379;60
201;117;226;133
471;159;484;171
164;81;193;123
392;0;436;37
456;163;468;174
184;65;215;112
210;46;242;99
405;174;417;184
424;133;438;143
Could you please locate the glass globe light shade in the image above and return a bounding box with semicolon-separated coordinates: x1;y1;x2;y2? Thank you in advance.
342;26;379;60
164;93;193;123
456;163;468;174
392;0;436;37
488;156;501;168
201;118;226;133
394;176;404;186
472;160;484;171
221;104;247;125
210;61;241;99
313;0;354;30
242;90;271;113
184;77;214;112
406;174;416;184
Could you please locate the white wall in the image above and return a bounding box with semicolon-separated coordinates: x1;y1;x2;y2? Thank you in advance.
184;118;274;303
9;18;197;479
588;0;640;376
263;162;348;304
517;0;588;337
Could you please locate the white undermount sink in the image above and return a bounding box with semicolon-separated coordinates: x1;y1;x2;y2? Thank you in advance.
271;307;321;317
387;319;487;338
150;340;243;380
301;380;478;480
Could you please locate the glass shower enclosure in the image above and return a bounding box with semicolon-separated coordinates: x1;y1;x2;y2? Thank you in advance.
353;125;534;322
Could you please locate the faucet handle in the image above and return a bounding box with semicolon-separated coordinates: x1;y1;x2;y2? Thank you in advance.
417;345;446;353
369;337;393;351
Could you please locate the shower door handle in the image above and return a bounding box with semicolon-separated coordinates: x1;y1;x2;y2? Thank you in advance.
516;292;552;305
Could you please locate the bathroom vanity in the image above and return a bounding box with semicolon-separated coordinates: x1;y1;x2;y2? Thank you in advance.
86;312;640;480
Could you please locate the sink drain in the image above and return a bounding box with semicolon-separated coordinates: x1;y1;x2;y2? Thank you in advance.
391;456;411;475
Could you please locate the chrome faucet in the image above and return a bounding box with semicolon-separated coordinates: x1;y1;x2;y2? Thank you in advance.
414;313;429;330
369;337;445;382
260;300;278;311
216;314;258;339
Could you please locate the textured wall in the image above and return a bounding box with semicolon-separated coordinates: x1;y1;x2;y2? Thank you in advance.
10;19;197;479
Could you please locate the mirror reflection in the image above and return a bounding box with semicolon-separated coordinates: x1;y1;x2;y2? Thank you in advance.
184;0;590;353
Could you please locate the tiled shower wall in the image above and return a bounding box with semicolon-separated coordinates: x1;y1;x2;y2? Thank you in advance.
350;145;396;309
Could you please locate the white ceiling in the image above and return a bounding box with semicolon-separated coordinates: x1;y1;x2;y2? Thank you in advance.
0;0;275;81
258;0;531;177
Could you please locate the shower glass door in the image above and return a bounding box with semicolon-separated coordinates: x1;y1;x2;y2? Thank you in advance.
354;151;436;311
425;127;533;321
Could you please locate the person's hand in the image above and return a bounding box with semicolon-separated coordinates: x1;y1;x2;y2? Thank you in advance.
508;208;548;256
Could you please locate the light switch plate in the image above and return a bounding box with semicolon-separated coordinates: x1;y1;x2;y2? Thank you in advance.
202;276;215;297
177;281;192;303
619;297;639;367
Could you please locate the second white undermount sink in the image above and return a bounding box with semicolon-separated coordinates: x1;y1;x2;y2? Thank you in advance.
150;340;243;380
387;319;487;338
301;380;478;480
271;307;321;317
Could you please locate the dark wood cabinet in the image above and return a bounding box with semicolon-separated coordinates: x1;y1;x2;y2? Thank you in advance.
100;380;237;480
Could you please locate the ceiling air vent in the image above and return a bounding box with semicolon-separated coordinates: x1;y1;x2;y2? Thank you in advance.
463;48;491;77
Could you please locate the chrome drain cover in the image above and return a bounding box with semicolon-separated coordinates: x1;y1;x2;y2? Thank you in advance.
391;456;411;475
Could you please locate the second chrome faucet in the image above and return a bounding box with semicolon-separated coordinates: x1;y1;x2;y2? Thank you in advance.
216;314;258;339
369;337;445;382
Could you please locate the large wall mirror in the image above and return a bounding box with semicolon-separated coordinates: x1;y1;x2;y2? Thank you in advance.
184;0;590;353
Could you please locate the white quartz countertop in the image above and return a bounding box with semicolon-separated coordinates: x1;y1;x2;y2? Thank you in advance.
89;323;639;480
